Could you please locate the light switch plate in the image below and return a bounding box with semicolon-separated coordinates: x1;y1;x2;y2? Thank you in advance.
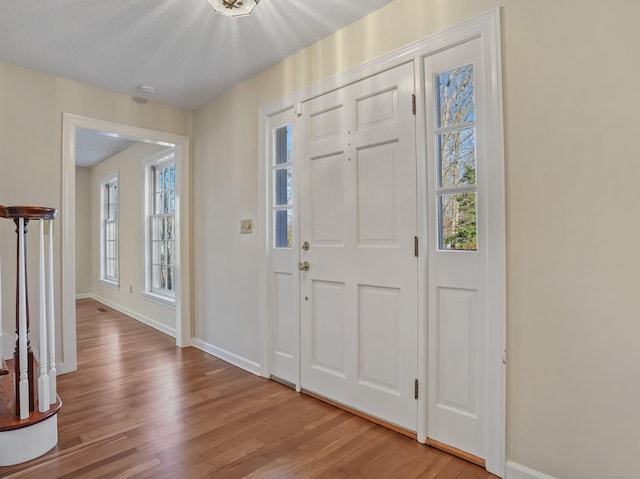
240;219;253;234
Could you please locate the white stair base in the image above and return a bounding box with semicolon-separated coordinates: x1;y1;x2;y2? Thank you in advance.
0;414;58;466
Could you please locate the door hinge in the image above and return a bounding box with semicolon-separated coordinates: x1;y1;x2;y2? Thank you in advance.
414;236;419;257
414;379;419;400
411;94;416;115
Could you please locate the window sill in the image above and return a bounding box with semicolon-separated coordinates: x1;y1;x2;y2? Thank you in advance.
143;291;176;309
99;279;120;289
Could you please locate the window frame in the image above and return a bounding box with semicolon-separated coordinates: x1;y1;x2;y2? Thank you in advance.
99;172;119;287
433;64;478;252
272;124;294;249
143;150;177;306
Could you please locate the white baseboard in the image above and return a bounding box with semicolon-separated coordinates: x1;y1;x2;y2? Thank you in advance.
507;461;557;479
191;338;262;377
91;294;176;339
75;293;92;299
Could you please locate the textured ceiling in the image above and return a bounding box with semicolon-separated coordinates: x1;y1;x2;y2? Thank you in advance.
0;0;394;109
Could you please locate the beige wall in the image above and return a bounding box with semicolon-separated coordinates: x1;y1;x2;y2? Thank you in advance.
75;167;92;294
193;1;640;478
0;61;192;365
503;2;640;477
89;142;175;333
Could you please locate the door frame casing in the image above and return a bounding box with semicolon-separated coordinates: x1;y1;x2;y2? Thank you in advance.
258;8;505;477
61;113;192;374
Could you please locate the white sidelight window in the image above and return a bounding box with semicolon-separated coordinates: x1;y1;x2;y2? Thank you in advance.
266;113;298;385
435;64;477;251
144;152;176;302
100;173;119;285
272;124;293;248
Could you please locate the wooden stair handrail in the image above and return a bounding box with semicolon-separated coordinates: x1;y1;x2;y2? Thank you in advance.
0;205;57;221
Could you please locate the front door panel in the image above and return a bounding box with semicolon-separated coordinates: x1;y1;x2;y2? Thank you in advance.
299;62;418;431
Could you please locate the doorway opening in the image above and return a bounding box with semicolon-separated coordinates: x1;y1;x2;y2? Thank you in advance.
61;114;191;374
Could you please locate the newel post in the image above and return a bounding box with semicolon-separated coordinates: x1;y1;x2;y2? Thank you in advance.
2;205;57;419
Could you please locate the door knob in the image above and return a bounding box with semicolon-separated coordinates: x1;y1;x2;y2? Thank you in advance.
302;241;310;251
298;261;310;271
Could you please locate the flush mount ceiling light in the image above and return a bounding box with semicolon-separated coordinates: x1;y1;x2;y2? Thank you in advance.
208;0;260;17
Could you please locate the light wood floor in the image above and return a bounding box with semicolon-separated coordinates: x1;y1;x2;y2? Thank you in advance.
0;298;499;479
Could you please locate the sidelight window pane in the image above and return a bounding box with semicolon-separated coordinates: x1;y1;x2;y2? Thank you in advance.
438;128;476;188
439;192;477;251
275;209;293;248
274;125;292;165
274;167;293;206
437;64;474;128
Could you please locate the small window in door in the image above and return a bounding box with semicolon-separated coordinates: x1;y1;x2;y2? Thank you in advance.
273;124;293;248
435;65;477;251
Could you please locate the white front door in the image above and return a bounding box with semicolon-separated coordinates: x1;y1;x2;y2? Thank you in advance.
262;11;505;475
424;35;492;460
298;62;418;431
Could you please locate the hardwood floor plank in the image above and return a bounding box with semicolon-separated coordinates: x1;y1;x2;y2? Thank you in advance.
455;462;496;479
0;298;500;478
415;454;457;479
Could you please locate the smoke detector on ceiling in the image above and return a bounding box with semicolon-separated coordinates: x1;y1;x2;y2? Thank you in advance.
138;85;155;96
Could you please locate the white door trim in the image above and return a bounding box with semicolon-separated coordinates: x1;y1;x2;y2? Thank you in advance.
258;8;505;477
61;113;192;374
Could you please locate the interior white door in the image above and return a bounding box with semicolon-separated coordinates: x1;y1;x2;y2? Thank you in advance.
299;62;418;431
424;36;489;459
268;109;298;386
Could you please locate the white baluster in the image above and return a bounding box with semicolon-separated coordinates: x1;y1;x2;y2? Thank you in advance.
38;220;50;411
47;219;56;403
18;218;29;419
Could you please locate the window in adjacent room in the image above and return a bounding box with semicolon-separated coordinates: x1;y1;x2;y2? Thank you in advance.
100;173;119;285
144;152;176;303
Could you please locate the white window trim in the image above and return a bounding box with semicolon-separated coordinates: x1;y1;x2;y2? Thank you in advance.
99;172;119;288
142;290;177;309
143;149;177;304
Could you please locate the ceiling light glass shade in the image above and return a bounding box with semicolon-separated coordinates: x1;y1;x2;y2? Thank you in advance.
208;0;260;17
